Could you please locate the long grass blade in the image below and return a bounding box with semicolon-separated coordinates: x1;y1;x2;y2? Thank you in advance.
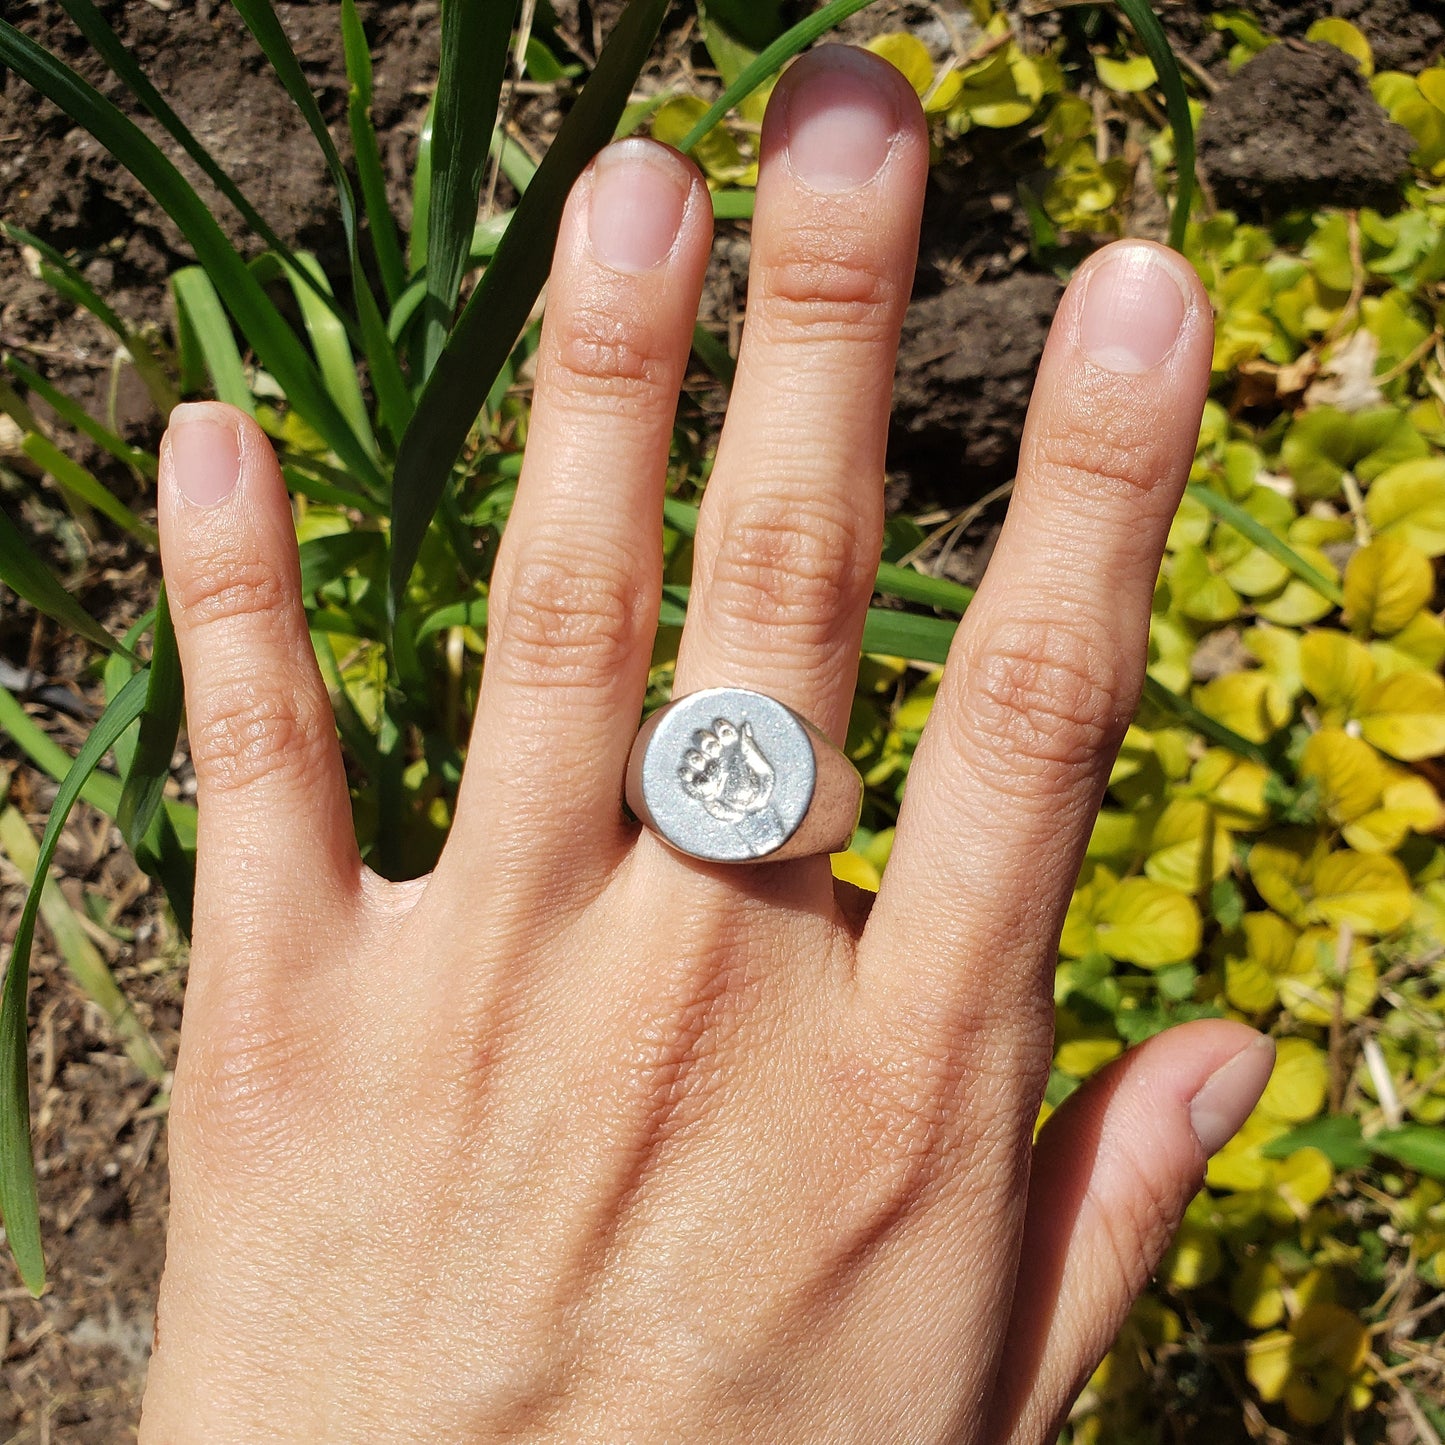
420;0;520;379
340;0;406;306
0;19;385;491
677;0;883;153
390;0;672;611
171;267;254;414
860;608;958;663
1112;0;1195;251
285;255;377;463
298;531;385;597
117;587;183;850
0;686;197;857
54;0;340;324
0;806;165;1083
1186;482;1345;607
409;95;438;280
1;358;157;480
1142;674;1271;765
1;223;177;415
0;506;130;656
0;667;150;1294
19;434;158;546
228;0;407;447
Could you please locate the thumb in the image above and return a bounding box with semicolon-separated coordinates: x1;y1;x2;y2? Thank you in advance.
988;1020;1275;1443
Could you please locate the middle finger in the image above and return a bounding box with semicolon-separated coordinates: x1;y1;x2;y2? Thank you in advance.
672;47;928;746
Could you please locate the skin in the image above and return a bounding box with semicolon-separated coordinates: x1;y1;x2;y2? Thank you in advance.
137;48;1272;1445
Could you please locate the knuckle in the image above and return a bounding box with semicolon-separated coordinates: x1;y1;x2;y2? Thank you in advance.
542;303;676;411
188;678;334;796
1030;413;1163;501
960;618;1134;787
170;551;291;638
706;494;871;640
492;543;646;689
755;225;899;344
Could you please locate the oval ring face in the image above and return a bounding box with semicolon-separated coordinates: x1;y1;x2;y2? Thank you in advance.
637;688;818;862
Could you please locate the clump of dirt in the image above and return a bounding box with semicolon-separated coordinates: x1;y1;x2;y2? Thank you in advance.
1219;0;1443;74
889;271;1060;510
1019;0;1442;104
1198;40;1415;217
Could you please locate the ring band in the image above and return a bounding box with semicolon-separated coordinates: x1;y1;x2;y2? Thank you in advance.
625;687;862;863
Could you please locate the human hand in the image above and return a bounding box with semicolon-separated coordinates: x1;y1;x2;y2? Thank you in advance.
139;46;1271;1444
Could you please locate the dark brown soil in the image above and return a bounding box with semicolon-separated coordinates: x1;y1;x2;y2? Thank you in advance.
1198;40;1416;217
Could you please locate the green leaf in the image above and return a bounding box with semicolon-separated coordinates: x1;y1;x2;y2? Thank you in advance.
171;266;254;414
860;609;958;664
281;255;377;464
420;0;520;378
0;505;130;657
19;433;157;546
1;222;177;415
1;356;157;479
0;806;165;1084
298;530;386;598
0;667;150;1295
415;595;490;646
117;588;183;851
391;0;671;612
1370;1124;1445;1180
0;18;385;492
1260;1115;1371;1169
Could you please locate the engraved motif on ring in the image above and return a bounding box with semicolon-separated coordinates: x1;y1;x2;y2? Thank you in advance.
624;687;862;865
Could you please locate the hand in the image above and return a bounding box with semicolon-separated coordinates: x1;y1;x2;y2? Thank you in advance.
139;47;1270;1444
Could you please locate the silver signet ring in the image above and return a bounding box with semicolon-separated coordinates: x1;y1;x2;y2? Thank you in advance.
625;687;863;864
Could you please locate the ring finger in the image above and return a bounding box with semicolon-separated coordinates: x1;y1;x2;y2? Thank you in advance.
671;46;929;746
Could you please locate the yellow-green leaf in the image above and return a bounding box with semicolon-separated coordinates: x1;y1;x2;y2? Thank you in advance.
1145;797;1234;890
1300;630;1374;715
1096;877;1203;967
1172;543;1241;621
1095;53;1158;92
1055;1036;1124;1078
1193;671;1291;744
1370;607;1445;676
1366;456;1445;556
866;33;934;97
1249;833;1324;927
1279;928;1377;1024
1309;848;1413;934
1299;727;1386;824
1257;1037;1328;1122
1358;669;1445;760
1304;17;1373;75
1343;536;1434;635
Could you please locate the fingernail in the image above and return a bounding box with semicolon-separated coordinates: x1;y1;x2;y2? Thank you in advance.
1189;1035;1275;1157
166;404;241;508
588;139;690;275
783;47;899;193
1077;244;1190;373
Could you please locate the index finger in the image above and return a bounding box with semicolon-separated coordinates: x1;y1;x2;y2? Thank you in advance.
859;241;1213;1048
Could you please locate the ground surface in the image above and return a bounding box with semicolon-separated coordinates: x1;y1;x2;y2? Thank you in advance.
0;0;1441;1439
